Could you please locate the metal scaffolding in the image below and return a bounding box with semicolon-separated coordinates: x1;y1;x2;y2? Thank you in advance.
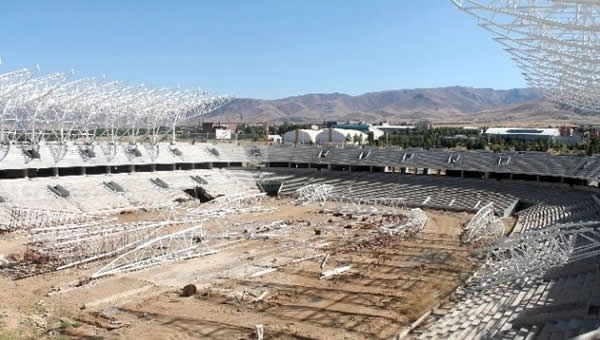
379;208;428;236
0;64;231;161
92;224;216;278
452;0;600;114
472;221;600;289
462;202;504;244
3;207;110;232
295;184;334;205
16;191;278;276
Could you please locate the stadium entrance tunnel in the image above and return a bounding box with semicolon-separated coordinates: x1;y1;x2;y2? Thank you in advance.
564;177;588;186
58;167;82;177
311;163;329;170
28;168;54;178
514;200;538;213
135;164;154;173
445;169;462;178
194;163;212;169
268;162;289;168
176;163;194;171
183;186;214;203
463;170;485;179
330;164;350;171
352;165;370;172
0;169;27;179
156;164;174;172
259;181;283;196
85;166;106;175
512;173;538;181
291;163;309;169
489;172;511;180
110;165;130;174
539;175;562;183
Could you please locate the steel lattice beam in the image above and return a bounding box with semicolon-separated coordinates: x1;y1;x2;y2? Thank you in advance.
379;208;428;236
472;220;600;289
295;184;334;205
0;63;231;158
92;224;216;278
452;0;600;114
463;202;505;244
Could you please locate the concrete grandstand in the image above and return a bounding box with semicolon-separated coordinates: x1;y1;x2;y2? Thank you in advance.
1;139;600;338
1;65;600;337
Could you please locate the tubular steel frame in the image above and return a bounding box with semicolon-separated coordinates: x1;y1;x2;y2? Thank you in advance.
473;220;600;289
452;0;600;114
0;64;231;164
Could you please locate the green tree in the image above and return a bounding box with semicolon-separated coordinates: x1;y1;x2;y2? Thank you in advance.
367;131;375;145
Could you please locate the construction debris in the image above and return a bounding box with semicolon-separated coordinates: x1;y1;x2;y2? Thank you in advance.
295;184;334;205
320;265;352;280
254;291;268;302
256;324;264;340
472;221;600;289
320;254;330;269
251;267;277;278
462;202;503;245
234;290;247;304
74;315;130;331
181;284;197;297
92;224;217;278
379;208;427;236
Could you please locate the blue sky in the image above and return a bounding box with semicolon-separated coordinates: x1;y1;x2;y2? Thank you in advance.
0;1;525;99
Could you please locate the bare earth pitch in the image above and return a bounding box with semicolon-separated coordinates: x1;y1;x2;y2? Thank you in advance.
0;199;476;339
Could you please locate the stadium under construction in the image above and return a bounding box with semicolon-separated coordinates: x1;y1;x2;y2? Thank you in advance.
1;0;600;339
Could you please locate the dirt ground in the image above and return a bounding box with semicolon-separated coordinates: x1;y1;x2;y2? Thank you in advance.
0;199;477;340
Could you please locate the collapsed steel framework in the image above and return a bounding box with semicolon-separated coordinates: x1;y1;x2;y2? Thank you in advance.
295;184;334;205
14;184;433;279
452;0;600;114
92;224;215;278
378;208;428;236
0;64;230;163
473;220;600;289
462;202;505;244
16;191;275;278
91;192;279;278
1;206;111;232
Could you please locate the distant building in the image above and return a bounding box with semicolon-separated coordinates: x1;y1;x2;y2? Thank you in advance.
215;128;232;140
267;134;282;144
485;127;560;140
374;123;416;133
199;121;237;134
315;128;368;145
590;129;600;139
559;126;575;137
463;126;481;133
416;119;433;130
368;126;385;141
334;123;370;132
282;129;320;144
283;127;376;145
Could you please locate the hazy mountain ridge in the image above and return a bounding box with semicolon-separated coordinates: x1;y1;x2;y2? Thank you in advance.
181;86;598;125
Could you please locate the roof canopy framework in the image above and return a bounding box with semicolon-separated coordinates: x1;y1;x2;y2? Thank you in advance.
0;64;231;153
452;0;600;114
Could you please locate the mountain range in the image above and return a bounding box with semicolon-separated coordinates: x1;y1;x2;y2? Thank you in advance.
181;86;600;126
